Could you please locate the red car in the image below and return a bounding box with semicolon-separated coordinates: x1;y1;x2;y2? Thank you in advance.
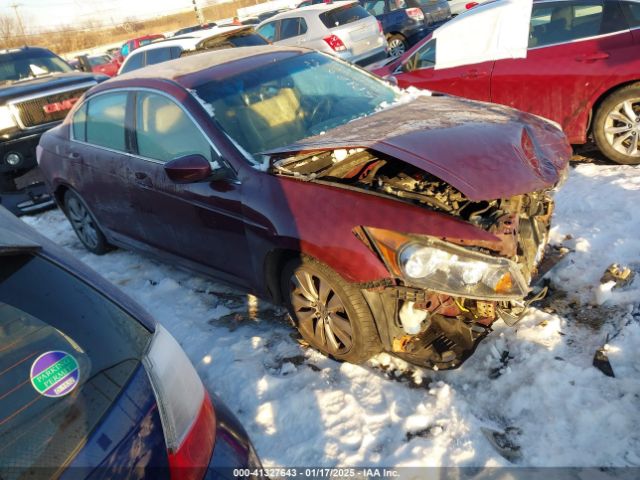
373;0;640;165
38;47;571;370
119;34;166;59
73;54;121;77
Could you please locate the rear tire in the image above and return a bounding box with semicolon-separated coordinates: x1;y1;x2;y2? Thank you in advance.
281;256;382;364
593;84;640;165
64;189;112;255
387;34;408;58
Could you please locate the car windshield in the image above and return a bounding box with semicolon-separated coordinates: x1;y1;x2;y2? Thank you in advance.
88;55;110;66
194;52;398;159
0;49;73;84
0;254;150;477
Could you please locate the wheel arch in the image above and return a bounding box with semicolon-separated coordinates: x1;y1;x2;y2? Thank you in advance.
589;80;640;134
263;248;302;304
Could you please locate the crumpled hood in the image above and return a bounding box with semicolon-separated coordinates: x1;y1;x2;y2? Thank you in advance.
267;96;572;201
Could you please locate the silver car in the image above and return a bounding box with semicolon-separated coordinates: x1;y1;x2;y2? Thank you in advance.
257;1;388;66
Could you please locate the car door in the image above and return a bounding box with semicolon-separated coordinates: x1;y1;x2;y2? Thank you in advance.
490;0;632;143
128;90;252;285
67;92;139;239
393;37;493;100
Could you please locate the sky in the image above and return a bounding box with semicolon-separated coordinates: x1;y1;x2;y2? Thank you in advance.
1;0;210;32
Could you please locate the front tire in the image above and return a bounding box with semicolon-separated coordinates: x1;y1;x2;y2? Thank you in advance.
593;84;640;165
281;256;382;364
64;189;112;254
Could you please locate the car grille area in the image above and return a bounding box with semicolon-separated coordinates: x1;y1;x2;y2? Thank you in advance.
13;87;89;128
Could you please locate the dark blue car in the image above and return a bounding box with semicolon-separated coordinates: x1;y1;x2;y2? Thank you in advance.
360;0;451;56
0;206;262;479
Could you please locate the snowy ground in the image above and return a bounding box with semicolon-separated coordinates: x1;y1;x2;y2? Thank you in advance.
22;160;639;469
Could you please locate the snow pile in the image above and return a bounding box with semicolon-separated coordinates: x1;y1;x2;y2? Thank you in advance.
22;162;640;468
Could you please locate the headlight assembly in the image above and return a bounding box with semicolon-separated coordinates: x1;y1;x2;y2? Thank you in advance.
359;227;529;300
0;105;17;131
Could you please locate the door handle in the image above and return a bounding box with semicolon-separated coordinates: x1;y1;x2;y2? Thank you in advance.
461;69;487;79
575;52;610;62
68;151;82;161
133;171;152;188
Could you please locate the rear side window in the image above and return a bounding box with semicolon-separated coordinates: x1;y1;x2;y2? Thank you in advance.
85;92;127;151
135;91;217;164
257;21;277;41
620;1;640;27
529;0;628;48
320;4;371;28
280;18;308;39
71;102;87;142
363;0;386;16
120;51;144;74
0;254;150;477
145;47;173;66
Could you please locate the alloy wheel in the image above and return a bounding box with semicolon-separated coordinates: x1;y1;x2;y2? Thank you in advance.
604;99;640;158
66;196;99;250
289;269;354;355
388;38;406;58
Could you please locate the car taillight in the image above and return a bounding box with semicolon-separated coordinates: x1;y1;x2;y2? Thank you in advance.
406;7;424;20
377;20;384;34
465;2;479;9
143;325;216;480
323;34;347;52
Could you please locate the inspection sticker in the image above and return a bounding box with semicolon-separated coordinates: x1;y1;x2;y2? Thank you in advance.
30;351;80;398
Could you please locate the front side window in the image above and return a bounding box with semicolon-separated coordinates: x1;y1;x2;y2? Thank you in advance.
194;52;398;158
85;92;127;151
257;21;277;41
135;91;217;164
529;0;627;48
0;254;150;477
120;52;144;74
404;38;436;71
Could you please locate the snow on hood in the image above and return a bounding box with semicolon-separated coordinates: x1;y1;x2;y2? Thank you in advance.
265;95;572;201
433;0;532;70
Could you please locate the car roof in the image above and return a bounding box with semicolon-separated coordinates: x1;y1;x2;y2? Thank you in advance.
111;45;308;89
261;0;356;22
128;25;250;54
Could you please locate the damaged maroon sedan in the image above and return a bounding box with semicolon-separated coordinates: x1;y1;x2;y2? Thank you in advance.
38;46;571;369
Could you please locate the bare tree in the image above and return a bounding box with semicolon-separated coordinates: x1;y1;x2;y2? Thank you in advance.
0;14;19;49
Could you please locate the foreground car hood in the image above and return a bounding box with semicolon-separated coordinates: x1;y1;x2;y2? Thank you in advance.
267;96;572;201
0;72;100;102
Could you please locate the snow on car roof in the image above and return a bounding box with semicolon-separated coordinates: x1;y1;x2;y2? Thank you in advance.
433;0;532;70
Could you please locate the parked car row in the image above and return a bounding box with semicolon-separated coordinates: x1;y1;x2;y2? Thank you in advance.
372;0;640;165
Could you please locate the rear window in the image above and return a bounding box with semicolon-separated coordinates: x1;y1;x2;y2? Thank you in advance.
319;4;371;28
0;254;150;476
228;33;271;47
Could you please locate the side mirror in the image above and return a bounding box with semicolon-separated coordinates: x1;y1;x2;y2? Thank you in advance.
164;154;212;183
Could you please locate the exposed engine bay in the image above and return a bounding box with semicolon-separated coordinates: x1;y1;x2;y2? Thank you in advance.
272;148;560;369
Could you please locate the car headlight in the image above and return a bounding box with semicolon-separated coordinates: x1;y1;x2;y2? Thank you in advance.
359;227;529;300
0;105;17;131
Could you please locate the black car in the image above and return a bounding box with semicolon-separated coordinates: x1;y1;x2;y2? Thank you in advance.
0;47;107;216
360;0;451;56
